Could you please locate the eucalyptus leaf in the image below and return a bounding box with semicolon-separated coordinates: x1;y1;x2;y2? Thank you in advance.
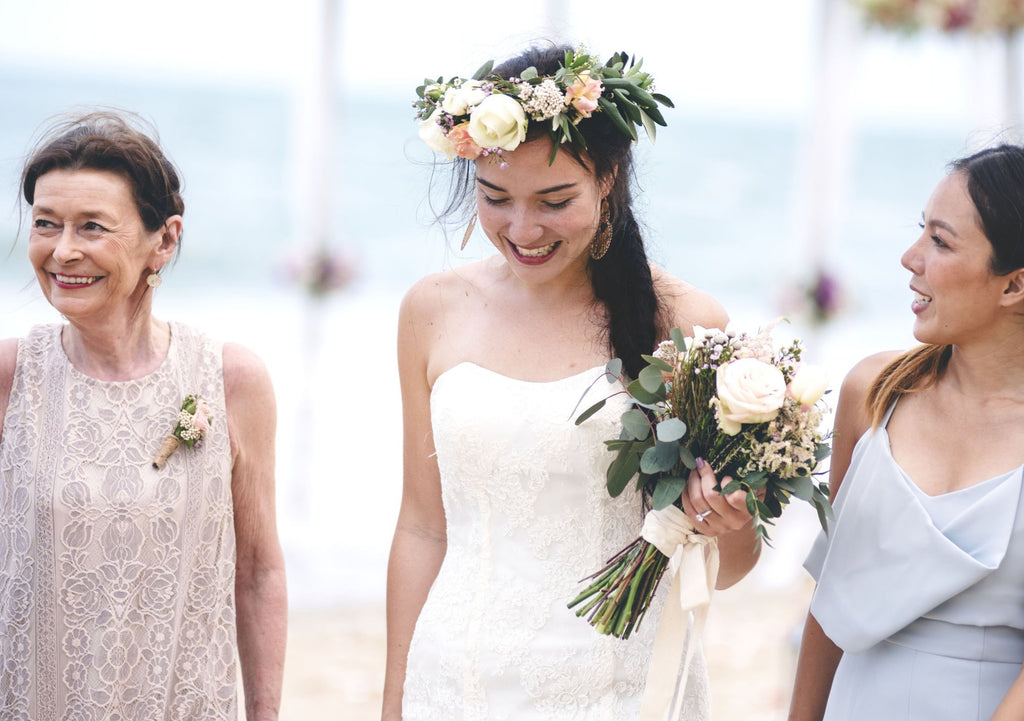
640;354;673;372
626;378;665;405
607;448;641;497
742;470;768;490
620;409;651;441
606;357;623;378
574;399;606;426
670;327;686;350
787;475;815;501
640;441;679;474
678;445;696;470
721;479;743;495
652;477;687;510
815;442;832;462
638;365;665;394
655;418;686;443
520;66;538;80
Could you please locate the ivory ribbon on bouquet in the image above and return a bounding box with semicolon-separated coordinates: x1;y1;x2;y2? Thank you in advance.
638;505;720;721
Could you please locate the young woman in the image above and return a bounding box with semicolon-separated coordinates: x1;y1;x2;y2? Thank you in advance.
791;145;1024;721
383;45;762;720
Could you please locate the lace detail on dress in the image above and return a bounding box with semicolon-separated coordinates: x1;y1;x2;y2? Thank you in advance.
403;362;710;720
0;323;238;720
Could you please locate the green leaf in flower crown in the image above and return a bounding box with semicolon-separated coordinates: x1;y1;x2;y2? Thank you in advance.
627;378;665;405
638;365;665;394
640;111;658;142
652;92;675;108
640;441;679;474
520;66;538;80
574;399;606;426
678;445;696;470
607;446;641;497
606;357;623;378
597;97;636;141
652;476;687;510
620;408;651;440
655;417;686;443
472;60;495;80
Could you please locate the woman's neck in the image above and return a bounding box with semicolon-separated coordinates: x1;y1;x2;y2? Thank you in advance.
61;314;170;382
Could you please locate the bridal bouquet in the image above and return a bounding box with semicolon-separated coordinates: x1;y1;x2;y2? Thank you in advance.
569;323;832;639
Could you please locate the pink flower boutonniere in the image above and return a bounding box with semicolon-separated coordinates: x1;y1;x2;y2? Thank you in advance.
152;394;212;469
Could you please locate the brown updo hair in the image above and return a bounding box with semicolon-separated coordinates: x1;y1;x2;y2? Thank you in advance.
21;110;184;249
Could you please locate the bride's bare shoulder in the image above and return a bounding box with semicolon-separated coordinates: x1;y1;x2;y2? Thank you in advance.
651;265;729;336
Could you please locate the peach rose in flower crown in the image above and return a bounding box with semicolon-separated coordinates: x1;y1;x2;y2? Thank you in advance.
715;357;787;435
447;123;483;160
565;72;603;118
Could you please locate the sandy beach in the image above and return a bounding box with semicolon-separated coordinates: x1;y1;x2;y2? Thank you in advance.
281;562;815;721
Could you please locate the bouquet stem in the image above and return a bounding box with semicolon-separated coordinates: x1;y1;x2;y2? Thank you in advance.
568;537;668;639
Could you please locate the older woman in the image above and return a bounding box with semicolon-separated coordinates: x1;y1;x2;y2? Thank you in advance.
0;112;287;720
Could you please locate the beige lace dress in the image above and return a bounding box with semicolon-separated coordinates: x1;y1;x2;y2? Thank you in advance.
0;322;238;720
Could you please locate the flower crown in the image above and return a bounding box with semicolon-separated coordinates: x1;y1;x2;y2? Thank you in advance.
415;48;673;165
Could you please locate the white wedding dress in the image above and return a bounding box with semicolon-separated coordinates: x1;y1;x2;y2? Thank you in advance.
402;362;710;721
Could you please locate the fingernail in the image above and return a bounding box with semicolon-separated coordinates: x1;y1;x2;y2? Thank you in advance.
695;457;705;469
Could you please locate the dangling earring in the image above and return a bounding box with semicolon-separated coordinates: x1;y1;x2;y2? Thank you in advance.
590;199;612;260
147;271;162;289
461;212;477;251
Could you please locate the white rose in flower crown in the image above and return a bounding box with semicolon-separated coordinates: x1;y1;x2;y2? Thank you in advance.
468;94;527;151
788;365;828;406
441;80;487;116
715;357;787;435
418;110;456;160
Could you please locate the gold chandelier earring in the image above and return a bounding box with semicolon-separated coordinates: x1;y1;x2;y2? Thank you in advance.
461;212;477;251
590;199;612;260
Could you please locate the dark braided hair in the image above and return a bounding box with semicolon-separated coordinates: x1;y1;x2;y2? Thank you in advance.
435;44;665;378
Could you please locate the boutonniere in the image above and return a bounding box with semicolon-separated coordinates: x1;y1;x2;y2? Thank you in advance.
152;393;212;469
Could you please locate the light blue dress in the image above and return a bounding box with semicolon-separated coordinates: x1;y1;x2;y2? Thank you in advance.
805;404;1024;720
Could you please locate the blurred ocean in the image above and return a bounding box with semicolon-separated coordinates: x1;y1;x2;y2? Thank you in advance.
0;68;976;606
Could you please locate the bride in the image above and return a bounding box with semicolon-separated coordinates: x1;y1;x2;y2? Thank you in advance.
382;44;762;720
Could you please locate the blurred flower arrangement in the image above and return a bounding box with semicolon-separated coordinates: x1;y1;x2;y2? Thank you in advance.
285;245;357;299
782;267;847;327
854;0;1024;32
569;323;832;639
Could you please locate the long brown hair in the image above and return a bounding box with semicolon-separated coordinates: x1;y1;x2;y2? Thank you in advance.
866;344;951;427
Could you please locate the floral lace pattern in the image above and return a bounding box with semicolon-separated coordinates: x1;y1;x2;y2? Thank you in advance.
403;362;710;720
0;323;237;720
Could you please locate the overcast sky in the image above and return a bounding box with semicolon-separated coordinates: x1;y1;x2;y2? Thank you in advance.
0;0;1015;129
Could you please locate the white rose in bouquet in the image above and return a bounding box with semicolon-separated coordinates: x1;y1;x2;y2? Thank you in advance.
788;365;828;406
715;357;787;435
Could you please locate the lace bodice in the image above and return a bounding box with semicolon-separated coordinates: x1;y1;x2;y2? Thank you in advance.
402;362;709;720
0;323;238;720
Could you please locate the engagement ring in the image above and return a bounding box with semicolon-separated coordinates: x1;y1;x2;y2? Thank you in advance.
695;510;712;523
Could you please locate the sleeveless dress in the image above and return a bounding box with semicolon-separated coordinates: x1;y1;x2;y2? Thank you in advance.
0;322;238;720
805;404;1024;720
402;362;710;721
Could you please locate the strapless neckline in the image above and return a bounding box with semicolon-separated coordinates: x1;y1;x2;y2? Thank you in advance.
433;360;608;389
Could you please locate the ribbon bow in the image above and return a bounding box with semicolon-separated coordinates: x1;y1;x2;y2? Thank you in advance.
638;505;720;721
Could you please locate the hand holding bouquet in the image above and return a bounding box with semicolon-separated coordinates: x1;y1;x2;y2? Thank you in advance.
570;322;832;639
